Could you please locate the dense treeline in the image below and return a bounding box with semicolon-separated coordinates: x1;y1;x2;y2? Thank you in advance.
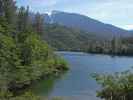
0;0;68;99
92;69;133;100
87;37;133;55
43;24;98;51
43;23;133;55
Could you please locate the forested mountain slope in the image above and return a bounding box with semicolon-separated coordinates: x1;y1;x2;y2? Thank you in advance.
44;11;131;38
43;24;98;51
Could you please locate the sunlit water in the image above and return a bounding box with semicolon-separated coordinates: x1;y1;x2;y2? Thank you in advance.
30;52;133;100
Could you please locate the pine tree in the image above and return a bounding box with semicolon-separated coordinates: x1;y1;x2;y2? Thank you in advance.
33;12;44;35
17;6;25;32
0;0;4;16
2;0;17;26
17;6;32;32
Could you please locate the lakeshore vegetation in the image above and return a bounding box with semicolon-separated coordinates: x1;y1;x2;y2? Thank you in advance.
0;0;68;99
1;0;133;100
92;69;133;100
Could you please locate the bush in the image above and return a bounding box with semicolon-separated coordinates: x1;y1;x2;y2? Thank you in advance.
92;69;133;100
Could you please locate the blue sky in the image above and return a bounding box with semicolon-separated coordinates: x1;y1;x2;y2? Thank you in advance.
16;0;133;30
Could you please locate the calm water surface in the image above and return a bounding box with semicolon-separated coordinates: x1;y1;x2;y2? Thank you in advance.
30;52;133;100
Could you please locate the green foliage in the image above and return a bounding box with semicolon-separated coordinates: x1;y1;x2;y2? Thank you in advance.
0;31;67;100
0;34;21;91
20;33;50;80
11;92;42;100
0;16;13;34
0;24;68;100
0;90;42;100
43;24;97;51
0;1;68;99
43;24;133;56
92;69;133;100
0;31;68;90
2;0;17;26
17;6;32;33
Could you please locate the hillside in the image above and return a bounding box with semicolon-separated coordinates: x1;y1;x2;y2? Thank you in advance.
43;24;98;51
44;11;131;38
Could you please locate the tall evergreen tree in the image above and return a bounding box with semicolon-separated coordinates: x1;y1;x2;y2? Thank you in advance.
33;12;44;35
17;6;25;32
3;0;17;26
0;0;17;36
0;0;4;16
17;6;32;32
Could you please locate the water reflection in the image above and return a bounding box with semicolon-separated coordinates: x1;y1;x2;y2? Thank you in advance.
30;52;133;100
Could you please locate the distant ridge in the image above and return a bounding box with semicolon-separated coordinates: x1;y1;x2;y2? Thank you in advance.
44;10;131;38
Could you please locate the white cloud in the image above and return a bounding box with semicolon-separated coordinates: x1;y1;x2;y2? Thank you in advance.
16;0;133;29
123;25;133;30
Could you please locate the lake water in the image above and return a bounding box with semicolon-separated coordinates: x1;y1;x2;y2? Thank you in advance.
30;52;133;100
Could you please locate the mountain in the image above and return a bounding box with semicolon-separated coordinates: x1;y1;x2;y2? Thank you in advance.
129;30;133;33
43;24;98;51
44;11;131;38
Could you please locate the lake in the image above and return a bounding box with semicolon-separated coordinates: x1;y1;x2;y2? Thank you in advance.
30;52;133;100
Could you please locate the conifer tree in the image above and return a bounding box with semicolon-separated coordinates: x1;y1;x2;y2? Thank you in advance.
33;12;44;35
3;0;17;26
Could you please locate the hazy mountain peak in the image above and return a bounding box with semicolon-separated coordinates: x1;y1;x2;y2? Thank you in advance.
44;11;131;38
52;10;63;15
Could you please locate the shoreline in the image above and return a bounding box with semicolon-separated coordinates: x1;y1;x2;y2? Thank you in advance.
56;50;133;57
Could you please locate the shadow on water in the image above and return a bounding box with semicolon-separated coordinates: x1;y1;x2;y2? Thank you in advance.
29;78;55;96
28;72;68;97
27;52;133;100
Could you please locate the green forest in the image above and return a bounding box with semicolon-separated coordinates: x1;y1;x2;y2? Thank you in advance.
0;0;68;99
1;0;133;100
44;24;133;55
43;24;133;56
